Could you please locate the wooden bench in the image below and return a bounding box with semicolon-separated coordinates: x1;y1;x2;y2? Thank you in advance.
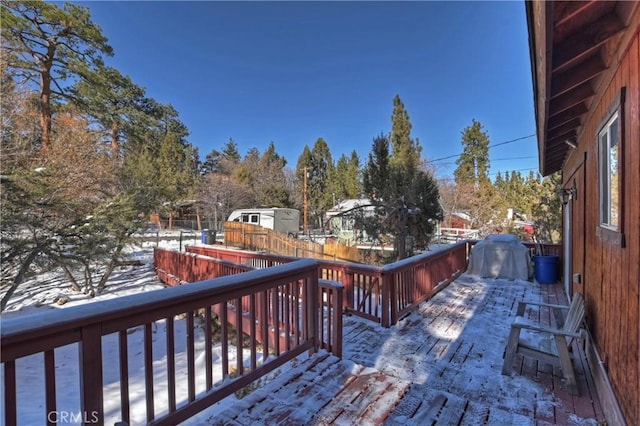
502;293;586;395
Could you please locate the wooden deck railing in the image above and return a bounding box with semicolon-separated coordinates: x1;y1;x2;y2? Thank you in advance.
1;260;324;425
154;248;343;357
2;239;559;425
186;241;470;328
384;241;469;325
186;244;296;269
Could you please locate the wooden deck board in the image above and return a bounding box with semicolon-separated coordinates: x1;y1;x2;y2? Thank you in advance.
195;278;606;426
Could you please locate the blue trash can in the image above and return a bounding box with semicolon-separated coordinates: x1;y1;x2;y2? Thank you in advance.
201;229;209;244
533;255;559;284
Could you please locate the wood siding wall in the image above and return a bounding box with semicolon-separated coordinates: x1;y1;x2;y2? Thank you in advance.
563;30;639;426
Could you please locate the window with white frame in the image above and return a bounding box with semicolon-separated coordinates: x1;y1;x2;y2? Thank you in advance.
598;111;620;230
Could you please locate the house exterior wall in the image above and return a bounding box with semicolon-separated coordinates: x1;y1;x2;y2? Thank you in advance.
563;30;639;426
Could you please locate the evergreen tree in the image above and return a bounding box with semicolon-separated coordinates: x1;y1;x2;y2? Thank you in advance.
362;97;442;260
258;142;289;207
222;138;241;163
363;134;391;201
332;151;362;201
202;149;223;175
297;138;334;229
1;111;155;308
202;138;241;176
454;119;490;187
390;94;422;174
452;119;502;232
494;171;504;189
1;1;113;152
70;66;146;159
531;172;562;243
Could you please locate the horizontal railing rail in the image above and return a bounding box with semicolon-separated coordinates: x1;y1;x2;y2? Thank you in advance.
383;241;469;325
186;241;472;328
186;244;296;269
155;248;343;357
1;260;322;426
1;237;561;425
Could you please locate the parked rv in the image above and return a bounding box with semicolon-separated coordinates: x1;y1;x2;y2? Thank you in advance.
227;208;300;235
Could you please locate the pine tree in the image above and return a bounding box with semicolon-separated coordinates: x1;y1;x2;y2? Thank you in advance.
70;66;146;160
1;1;113;152
452;119;501;232
363;134;391;201
362;96;442;260
222;138;241;163
531;172;562;243
390;94;422;174
299;138;334;229
332;151;362;201
454;119;490;188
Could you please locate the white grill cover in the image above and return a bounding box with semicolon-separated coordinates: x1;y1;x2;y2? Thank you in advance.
467;234;533;280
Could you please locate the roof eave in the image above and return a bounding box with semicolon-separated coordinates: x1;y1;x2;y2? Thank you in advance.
526;0;558;176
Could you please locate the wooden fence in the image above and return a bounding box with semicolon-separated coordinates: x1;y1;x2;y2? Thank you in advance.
223;222;366;263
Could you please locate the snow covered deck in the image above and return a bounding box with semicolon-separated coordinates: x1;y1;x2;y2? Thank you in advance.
190;275;604;425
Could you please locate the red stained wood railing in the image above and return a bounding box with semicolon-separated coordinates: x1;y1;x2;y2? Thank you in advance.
1;259;321;425
2;239;559;425
184;241;558;329
185;241;471;328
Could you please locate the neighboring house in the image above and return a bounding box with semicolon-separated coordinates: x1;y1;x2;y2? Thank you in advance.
441;211;472;229
325;199;375;244
526;1;639;425
437;212;480;241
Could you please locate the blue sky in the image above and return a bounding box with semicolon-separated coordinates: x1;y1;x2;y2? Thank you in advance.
79;1;538;179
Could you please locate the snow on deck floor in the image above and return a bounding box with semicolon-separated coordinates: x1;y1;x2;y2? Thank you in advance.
1;239;603;425
187;275;604;426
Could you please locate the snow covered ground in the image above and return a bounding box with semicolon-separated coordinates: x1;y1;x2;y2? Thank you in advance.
1;235;600;425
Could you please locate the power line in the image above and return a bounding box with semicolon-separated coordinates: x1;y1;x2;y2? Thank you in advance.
436;167;539;182
491;156;537;162
432;156;537;168
427;133;536;164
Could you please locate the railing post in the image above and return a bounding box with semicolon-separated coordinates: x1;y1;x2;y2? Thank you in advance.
306;272;319;353
382;271;392;328
334;285;343;357
79;323;104;425
344;269;354;313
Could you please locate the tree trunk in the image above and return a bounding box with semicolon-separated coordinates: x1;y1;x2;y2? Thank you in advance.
111;122;120;160
40;84;52;153
1;248;42;311
39;48;55;154
97;240;125;292
62;265;83;293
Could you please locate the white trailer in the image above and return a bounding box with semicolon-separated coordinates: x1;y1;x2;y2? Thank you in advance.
227;208;300;235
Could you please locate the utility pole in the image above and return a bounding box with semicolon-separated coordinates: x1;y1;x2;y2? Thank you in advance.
303;167;309;232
